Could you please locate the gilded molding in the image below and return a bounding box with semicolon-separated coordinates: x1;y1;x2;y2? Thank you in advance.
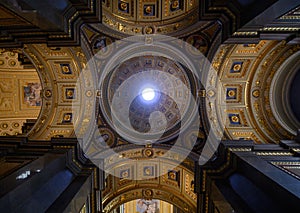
229;147;252;152
23;44;88;140
208;40;298;143
255;151;293;156
263;27;300;31
232;31;258;36
101;0;199;35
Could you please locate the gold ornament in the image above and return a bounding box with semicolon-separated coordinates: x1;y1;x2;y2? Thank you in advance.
233;64;241;71
227;89;236;97
231;115;240;123
252;89;260;98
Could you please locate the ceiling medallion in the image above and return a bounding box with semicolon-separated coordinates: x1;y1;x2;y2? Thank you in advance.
252;89;260;98
145;6;152;14
1;123;8;129
44;89;52;98
227;89;236;97
120;2;128;11
230;115;240;123
143;189;154;198
233;63;242;71
144;26;154;34
85;90;93;97
143;148;154;158
171;0;180;9
207;89;215;98
96;90;101;97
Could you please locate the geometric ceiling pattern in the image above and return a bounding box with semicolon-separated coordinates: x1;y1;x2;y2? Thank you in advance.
1;34;299;145
207;40;300;143
1;38;294;145
0;50;40;136
0;0;294;145
102;152;197;212
0;1;299;213
21;44;86;140
102;0;199;35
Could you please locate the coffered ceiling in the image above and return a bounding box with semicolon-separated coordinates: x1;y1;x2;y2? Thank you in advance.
0;0;298;143
0;1;299;212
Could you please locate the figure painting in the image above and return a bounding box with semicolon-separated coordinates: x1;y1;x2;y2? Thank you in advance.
24;82;42;106
136;199;159;213
186;35;208;54
94;38;108;53
92;36;114;58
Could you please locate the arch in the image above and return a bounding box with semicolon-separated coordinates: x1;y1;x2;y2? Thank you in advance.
208;40;300;143
103;187;196;213
23;44;88;140
99;145;198;212
270;50;300;134
0;49;42;136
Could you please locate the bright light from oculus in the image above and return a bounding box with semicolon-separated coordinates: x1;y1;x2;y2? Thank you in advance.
141;88;155;101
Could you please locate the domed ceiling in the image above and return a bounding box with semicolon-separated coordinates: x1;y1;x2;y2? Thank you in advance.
0;1;299;212
0;0;298;146
290;69;300;123
0;1;296;146
207;40;300;143
100;55;197;144
102;0;199;35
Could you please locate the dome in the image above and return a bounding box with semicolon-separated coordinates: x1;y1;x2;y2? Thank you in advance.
102;0;199;35
99;55;198;144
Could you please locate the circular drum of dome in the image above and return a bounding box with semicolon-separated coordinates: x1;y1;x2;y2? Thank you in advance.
270;51;300;135
99;55;198;144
